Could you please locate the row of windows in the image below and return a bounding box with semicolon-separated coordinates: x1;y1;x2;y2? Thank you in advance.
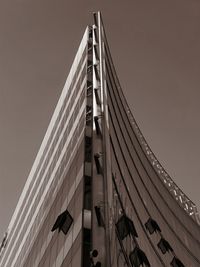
3;87;86;267
14;112;86;267
33;45;87;185
105;44;200;238
19;137;83;266
107;80;189;266
106;72;168;265
2;48;88;265
106;50;200;265
23;146;85;267
110;144;165;267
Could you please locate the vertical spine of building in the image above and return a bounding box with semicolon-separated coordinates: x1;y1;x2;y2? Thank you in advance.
90;12;111;267
81;25;93;267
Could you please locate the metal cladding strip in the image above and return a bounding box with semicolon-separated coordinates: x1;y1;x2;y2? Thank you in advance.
101;21;199;225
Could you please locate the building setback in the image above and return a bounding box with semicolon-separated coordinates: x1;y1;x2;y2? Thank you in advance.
0;12;200;267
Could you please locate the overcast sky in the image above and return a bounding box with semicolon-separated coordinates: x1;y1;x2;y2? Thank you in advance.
0;0;200;239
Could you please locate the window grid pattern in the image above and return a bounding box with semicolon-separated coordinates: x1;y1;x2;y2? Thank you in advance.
4;84;86;267
0;45;88;267
19;110;86;267
23;147;84;267
2;47;87;259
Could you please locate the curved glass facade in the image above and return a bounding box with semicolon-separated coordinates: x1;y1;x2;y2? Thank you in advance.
0;12;199;267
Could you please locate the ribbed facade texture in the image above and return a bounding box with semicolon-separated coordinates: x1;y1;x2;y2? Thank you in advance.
0;12;200;267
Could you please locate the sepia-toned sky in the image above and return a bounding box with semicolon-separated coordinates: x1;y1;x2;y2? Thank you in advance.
0;0;200;239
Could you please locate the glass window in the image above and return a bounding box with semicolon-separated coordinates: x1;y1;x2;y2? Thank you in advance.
85;136;92;162
82;228;91;267
84;176;91;210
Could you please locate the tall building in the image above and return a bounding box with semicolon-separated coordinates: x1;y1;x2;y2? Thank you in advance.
0;12;200;267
